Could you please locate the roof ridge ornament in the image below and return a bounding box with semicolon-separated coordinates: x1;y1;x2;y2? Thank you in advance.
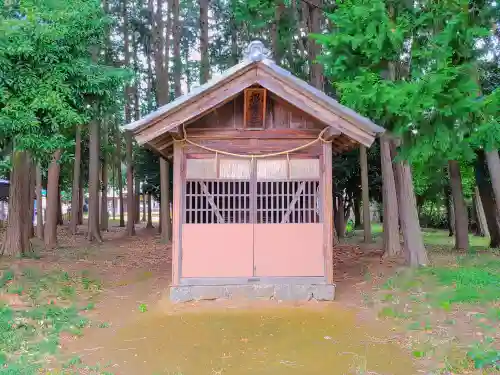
244;40;271;62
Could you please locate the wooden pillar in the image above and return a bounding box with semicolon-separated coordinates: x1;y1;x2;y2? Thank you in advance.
160;157;171;243
360;145;372;242
171;143;183;285
322;142;334;284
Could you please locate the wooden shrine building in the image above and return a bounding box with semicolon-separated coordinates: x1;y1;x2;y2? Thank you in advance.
124;41;384;302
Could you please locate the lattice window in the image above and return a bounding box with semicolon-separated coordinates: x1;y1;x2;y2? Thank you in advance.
256;181;320;224
184;181;251;224
244;88;267;129
184;156;322;224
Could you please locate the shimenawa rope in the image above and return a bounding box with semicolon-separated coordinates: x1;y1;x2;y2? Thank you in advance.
174;125;333;159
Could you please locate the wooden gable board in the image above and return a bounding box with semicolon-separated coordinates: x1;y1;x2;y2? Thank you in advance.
125;59;384;149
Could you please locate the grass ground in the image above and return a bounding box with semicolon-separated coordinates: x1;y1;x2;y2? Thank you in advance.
0;266;101;373
0;223;497;374
349;224;499;374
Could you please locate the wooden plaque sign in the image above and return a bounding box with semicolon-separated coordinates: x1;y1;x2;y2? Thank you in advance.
244;88;267;129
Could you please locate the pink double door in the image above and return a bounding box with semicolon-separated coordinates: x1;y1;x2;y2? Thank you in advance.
181;158;325;279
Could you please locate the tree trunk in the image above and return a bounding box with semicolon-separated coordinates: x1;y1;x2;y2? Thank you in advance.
199;0;210;84
123;0;134;236
101;122;109;231
448;160;469;250
308;0;323;89
475;150;500;248
112;166;116;220
158;201;162;234
334;196;345;238
135;179;140;223
78;171;83;225
70;125;81;234
360;145;372;242
393;143;428;266
173;0;182;97
160;157;171;243
485;150;500;219
353;195;361;229
474;186;489;237
44;150;62;249
126;131;136;236
298;1;309;68
146;193;154;228
36;164;44;239
116;128;125;227
380;135;401;257
165;0;173;69
444;185;454;237
2;151;31;256
88;117;103;243
152;0;168;106
27;162;35;239
230;7;238;65
142;193;146;222
271;1;284;64
57;187;63;225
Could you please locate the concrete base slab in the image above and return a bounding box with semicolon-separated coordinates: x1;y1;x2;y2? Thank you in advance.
170;283;335;303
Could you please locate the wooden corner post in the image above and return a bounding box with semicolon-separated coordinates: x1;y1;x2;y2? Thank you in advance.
171;142;183;286
323;142;334;284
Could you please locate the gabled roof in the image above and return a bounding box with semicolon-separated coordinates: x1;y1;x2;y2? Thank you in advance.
123;41;384;149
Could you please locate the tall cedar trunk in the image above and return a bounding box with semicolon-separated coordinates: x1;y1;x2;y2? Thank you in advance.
158;201;162;234
474;186;489;237
485;150;500;219
70;125;81;234
112;166;116;220
444;185;454;237
471;191;481;236
152;0;168;106
160;158;171;242
100;122;109;231
2;151;31;256
448;160;469;250
142;193;146;221
380;135;401;257
36;164;44;239
78;171;83;225
146;193;154;228
286;0;296;68
389;141;405;236
308;0;323;89
123;0;135;236
334;196;345;238
271;1;284;63
299;1;308;71
27;163;35;238
126;131;135;236
44;150;62;249
393;141;428;266
353;196;361;229
116;128;125;227
173;0;182;96
230;8;238;65
165;0;173;69
475;150;500;247
360;145;372;242
135;179;140;223
57;187;63;225
88;118;103;242
199;0;210;84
